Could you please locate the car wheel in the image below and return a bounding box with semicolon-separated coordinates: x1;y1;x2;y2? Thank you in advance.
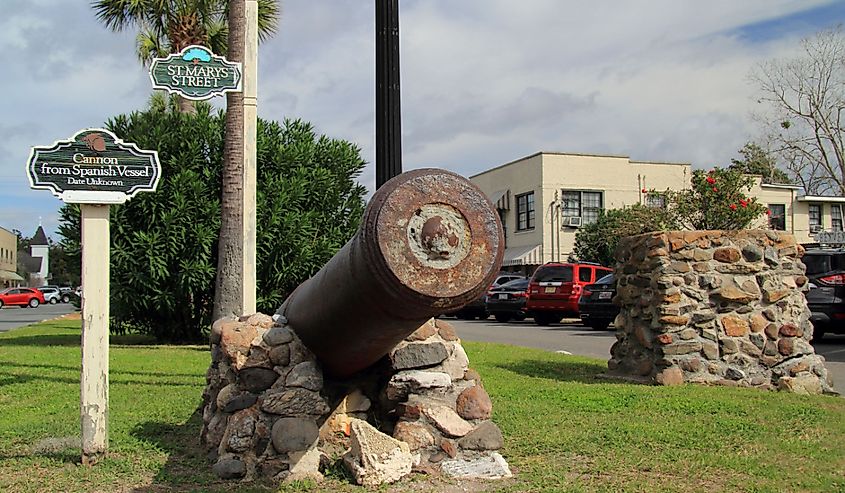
514;312;526;321
0;299;4;308
494;313;513;323
589;320;610;331
534;312;555;326
49;298;58;304
476;312;490;320
812;327;826;342
28;298;40;308
456;312;473;320
62;295;70;303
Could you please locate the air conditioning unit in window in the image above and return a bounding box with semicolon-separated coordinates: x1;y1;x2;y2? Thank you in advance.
810;225;823;234
562;216;582;228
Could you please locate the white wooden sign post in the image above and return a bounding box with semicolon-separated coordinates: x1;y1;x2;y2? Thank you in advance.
27;129;161;465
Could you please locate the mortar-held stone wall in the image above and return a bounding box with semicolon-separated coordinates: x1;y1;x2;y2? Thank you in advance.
609;230;834;395
201;314;511;484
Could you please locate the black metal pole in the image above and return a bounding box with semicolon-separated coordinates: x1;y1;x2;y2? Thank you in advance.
375;0;402;189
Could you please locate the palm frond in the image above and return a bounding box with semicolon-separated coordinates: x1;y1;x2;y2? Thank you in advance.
137;28;169;65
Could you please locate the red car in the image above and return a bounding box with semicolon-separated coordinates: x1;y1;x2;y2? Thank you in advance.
526;262;612;326
0;287;46;308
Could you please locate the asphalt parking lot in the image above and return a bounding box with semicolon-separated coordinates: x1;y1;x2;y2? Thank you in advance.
0;303;77;333
450;317;845;395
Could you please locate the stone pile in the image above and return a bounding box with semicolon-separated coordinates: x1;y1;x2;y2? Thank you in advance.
201;315;511;484
608;230;834;394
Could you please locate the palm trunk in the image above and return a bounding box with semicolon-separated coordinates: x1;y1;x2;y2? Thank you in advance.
176;95;197;115
213;0;246;322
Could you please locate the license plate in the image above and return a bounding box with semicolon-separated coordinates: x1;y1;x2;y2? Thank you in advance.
498;294;508;300
544;287;556;294
598;291;612;299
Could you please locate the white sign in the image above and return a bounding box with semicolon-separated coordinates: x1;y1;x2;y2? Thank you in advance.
815;230;845;245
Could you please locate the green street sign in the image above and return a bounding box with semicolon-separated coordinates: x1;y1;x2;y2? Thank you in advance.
149;45;242;100
27;129;161;204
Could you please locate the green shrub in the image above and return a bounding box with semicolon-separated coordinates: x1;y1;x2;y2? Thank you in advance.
59;103;366;341
572;204;677;266
663;167;767;230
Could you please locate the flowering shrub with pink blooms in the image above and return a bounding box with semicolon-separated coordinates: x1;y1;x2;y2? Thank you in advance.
660;168;766;230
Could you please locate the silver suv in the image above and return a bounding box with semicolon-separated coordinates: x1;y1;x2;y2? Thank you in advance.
38;287;62;304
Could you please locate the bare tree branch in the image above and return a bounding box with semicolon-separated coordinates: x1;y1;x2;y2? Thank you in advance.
751;26;845;196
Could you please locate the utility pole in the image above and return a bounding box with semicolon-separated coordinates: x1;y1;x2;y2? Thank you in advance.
242;0;258;314
375;0;402;189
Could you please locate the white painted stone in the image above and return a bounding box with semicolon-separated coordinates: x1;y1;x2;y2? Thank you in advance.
386;370;451;400
339;389;372;413
342;419;418;486
423;405;473;437
441;452;513;479
433;343;470;380
285;447;324;482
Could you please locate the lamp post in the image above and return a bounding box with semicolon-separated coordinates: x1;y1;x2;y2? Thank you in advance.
375;0;402;189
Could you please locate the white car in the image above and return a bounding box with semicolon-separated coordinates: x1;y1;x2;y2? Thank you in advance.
38;287;63;304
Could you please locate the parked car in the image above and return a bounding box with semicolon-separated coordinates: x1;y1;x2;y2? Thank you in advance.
38;286;63;304
40;286;72;303
450;273;525;320
526;262;613;326
578;273;619;330
485;277;530;322
0;287;46;308
803;248;845;340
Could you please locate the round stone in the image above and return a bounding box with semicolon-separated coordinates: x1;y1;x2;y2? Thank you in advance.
271;417;319;453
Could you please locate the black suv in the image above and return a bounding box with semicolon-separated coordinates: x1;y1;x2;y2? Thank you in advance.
803;248;845;340
449;273;525;320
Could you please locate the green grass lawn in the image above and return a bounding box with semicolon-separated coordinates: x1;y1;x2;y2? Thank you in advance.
0;317;843;493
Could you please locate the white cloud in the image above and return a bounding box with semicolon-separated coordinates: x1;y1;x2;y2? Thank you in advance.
0;0;839;238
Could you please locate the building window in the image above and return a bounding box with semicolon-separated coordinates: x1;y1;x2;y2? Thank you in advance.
516;192;535;231
645;193;666;209
562;190;604;225
498;209;508;246
809;204;822;230
832;205;844;231
769;204;786;231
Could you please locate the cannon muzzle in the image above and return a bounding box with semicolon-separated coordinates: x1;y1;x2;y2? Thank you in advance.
280;168;504;377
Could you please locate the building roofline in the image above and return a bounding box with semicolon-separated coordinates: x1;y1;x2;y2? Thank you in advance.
469;151;544;179
0;226;13;236
797;195;845;203
540;150;630;159
629;160;690;167
31;226;49;246
760;182;801;190
469;151;688;179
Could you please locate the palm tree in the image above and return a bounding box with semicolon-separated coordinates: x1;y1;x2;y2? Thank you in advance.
213;0;247;322
91;0;279;112
93;0;279;319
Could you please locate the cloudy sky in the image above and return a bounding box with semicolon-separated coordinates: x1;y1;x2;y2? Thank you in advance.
1;0;843;240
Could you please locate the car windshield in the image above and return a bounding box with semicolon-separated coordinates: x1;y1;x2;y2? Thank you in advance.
595;273;614;284
533;265;573;282
500;278;529;290
804;253;845;275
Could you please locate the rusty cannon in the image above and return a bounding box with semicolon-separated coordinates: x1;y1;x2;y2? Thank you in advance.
279;168;504;378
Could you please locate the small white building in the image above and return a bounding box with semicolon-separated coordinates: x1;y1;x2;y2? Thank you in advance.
28;226;50;287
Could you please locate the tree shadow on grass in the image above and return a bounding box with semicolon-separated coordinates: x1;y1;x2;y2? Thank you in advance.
0;436;81;464
0;332;209;349
496;358;631;385
0;360;204;379
130;409;278;493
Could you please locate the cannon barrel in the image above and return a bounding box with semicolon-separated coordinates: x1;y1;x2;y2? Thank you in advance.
280;168;504;378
